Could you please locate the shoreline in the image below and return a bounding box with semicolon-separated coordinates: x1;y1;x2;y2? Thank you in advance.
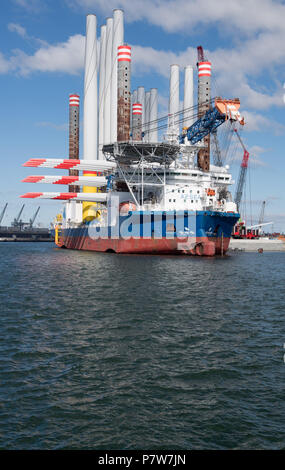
229;238;285;252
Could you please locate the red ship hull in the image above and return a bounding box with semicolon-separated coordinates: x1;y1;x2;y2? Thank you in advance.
57;234;230;256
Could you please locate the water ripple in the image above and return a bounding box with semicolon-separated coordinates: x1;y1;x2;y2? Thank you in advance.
0;243;284;449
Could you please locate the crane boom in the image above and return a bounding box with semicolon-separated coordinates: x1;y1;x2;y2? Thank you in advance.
180;106;224;144
16;204;25;222
0;203;8;225
234;128;246;151
11;204;25;228
247;222;272;230
212;130;223;166
234;129;249;210
30;206;40;227
258;200;266;225
179;98;244;145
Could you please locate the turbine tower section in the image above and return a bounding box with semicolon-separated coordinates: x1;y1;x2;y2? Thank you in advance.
132;103;142;141
98;24;106;159
131;89;138;138
83;14;98;222
183;66;194;129
111;9;124;143
104;17;113;144
69;94;80;193
145;91;150;142
137;86;145;138
168;64;180;142
149;88;158;142
83;14;98;160
117;45;131;142
197;57;211;171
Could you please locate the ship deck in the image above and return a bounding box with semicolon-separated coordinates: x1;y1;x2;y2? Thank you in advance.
103;142;180;165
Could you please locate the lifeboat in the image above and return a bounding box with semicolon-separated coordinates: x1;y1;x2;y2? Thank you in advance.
119;201;137;214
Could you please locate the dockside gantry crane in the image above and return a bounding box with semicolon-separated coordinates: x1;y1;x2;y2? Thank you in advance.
12;204;25;229
28;206;40;229
0;203;8;226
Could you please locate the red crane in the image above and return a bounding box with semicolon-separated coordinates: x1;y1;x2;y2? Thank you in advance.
197;46;205;63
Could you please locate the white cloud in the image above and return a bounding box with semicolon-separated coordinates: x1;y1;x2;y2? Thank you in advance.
247;145;268;167
13;0;45;13
157;94;169;115
10;34;85;75
243;110;285;134
131;43;284;121
0;53;11;74
132;38;284;111
8;23;27;38
0;32;282;135
132;44;196;78
8;21;51;48
226;136;268;168
249;145;268;156
70;0;285;35
70;0;285;112
0;0;284;137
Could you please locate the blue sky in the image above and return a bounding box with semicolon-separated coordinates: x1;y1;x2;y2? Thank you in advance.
0;0;284;230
